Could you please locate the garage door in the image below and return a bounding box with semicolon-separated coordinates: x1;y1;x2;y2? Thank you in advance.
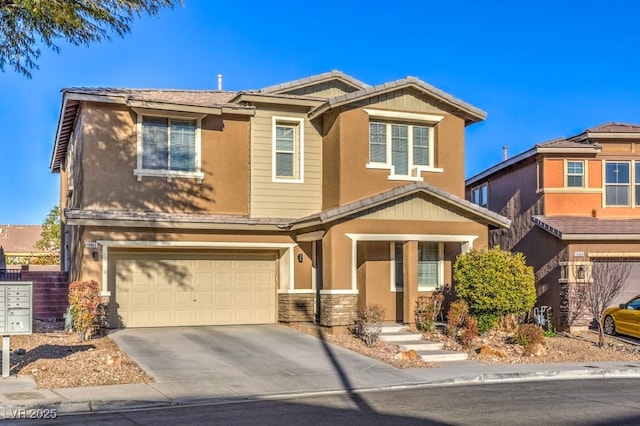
605;261;640;309
113;252;277;327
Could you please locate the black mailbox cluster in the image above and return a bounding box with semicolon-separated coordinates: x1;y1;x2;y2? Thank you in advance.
0;283;32;335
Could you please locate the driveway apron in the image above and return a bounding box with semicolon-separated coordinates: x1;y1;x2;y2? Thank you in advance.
109;325;415;395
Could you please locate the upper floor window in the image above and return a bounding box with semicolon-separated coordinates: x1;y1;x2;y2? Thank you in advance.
272;117;304;183
369;122;434;177
471;184;488;208
605;161;630;206
133;109;205;182
566;161;584;187
364;109;443;180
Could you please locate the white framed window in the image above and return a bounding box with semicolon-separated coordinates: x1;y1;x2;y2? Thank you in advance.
471;184;488;208
272;117;304;183
635;162;640;206
605;161;630;206
566;160;584;188
418;242;443;291
364;109;443;180
536;161;544;192
390;241;443;292
133;109;205;182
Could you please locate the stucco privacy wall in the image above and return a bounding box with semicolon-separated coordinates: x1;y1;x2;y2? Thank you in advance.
79;103;250;215
320;90;466;210
250;105;322;218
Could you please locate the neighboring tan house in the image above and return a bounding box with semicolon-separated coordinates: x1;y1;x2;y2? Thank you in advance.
0;225;55;266
466;123;640;331
50;70;509;329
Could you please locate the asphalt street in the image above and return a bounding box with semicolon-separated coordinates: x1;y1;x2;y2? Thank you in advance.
6;378;640;425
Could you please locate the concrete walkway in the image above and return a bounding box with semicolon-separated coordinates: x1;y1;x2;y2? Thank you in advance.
1;325;640;416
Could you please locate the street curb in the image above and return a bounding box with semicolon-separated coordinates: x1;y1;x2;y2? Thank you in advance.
3;368;640;417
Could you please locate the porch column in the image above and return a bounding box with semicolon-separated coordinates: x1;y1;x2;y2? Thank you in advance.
403;240;418;324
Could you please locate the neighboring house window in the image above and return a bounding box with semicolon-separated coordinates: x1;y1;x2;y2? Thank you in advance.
537;161;544;191
272;117;304;182
133;109;205;182
605;161;630;206
471;184;488;208
369;122;433;177
566;161;584;187
418;242;441;291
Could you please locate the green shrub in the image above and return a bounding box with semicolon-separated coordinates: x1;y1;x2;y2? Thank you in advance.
354;304;386;347
475;313;498;333
515;323;545;350
453;247;536;319
415;293;444;331
68;280;101;341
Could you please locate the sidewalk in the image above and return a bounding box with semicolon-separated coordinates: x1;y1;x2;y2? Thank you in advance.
1;359;640;416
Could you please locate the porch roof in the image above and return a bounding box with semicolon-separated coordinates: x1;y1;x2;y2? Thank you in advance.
532;216;640;240
292;182;511;230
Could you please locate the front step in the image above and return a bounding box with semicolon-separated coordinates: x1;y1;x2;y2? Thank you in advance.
420;350;468;362
378;323;468;362
398;340;443;351
379;332;422;343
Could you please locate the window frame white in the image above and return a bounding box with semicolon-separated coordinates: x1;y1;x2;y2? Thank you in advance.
133;108;205;182
272;116;304;183
471;183;488;208
364;109;443;180
389;241;444;292
566;160;585;188
418;241;444;292
604;161;631;207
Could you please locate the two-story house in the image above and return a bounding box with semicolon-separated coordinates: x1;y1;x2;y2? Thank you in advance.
50;71;509;330
466;123;640;331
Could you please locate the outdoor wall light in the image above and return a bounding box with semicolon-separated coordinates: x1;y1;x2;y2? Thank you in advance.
92;251;99;261
297;253;303;263
577;265;585;280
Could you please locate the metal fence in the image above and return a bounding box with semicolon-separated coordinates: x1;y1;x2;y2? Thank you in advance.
0;269;21;281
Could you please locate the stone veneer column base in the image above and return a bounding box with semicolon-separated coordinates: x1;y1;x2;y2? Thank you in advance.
558;282;592;331
278;293;315;322
319;293;357;327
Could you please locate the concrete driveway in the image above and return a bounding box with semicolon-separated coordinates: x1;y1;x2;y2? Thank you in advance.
109;325;429;397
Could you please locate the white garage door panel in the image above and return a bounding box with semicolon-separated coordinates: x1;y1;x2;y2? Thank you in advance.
115;254;276;327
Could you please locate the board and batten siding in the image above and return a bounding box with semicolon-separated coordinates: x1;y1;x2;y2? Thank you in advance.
282;81;360;99
250;108;322;218
354;89;448;114
361;195;473;222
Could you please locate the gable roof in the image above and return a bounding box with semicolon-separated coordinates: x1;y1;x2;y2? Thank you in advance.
259;70;369;94
308;76;486;124
533;215;640;241
291;182;510;230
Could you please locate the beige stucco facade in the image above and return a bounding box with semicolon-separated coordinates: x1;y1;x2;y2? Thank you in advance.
52;71;504;329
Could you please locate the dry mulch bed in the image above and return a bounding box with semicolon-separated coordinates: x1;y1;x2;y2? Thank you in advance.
290;323;640;368
6;321;154;389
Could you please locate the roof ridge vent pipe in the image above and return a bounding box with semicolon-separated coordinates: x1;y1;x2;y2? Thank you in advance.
217;74;223;91
503;145;508;161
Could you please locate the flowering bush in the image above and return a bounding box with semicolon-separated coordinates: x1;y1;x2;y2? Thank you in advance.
68;280;101;341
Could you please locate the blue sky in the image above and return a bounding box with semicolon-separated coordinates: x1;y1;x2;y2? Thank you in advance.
1;0;639;224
